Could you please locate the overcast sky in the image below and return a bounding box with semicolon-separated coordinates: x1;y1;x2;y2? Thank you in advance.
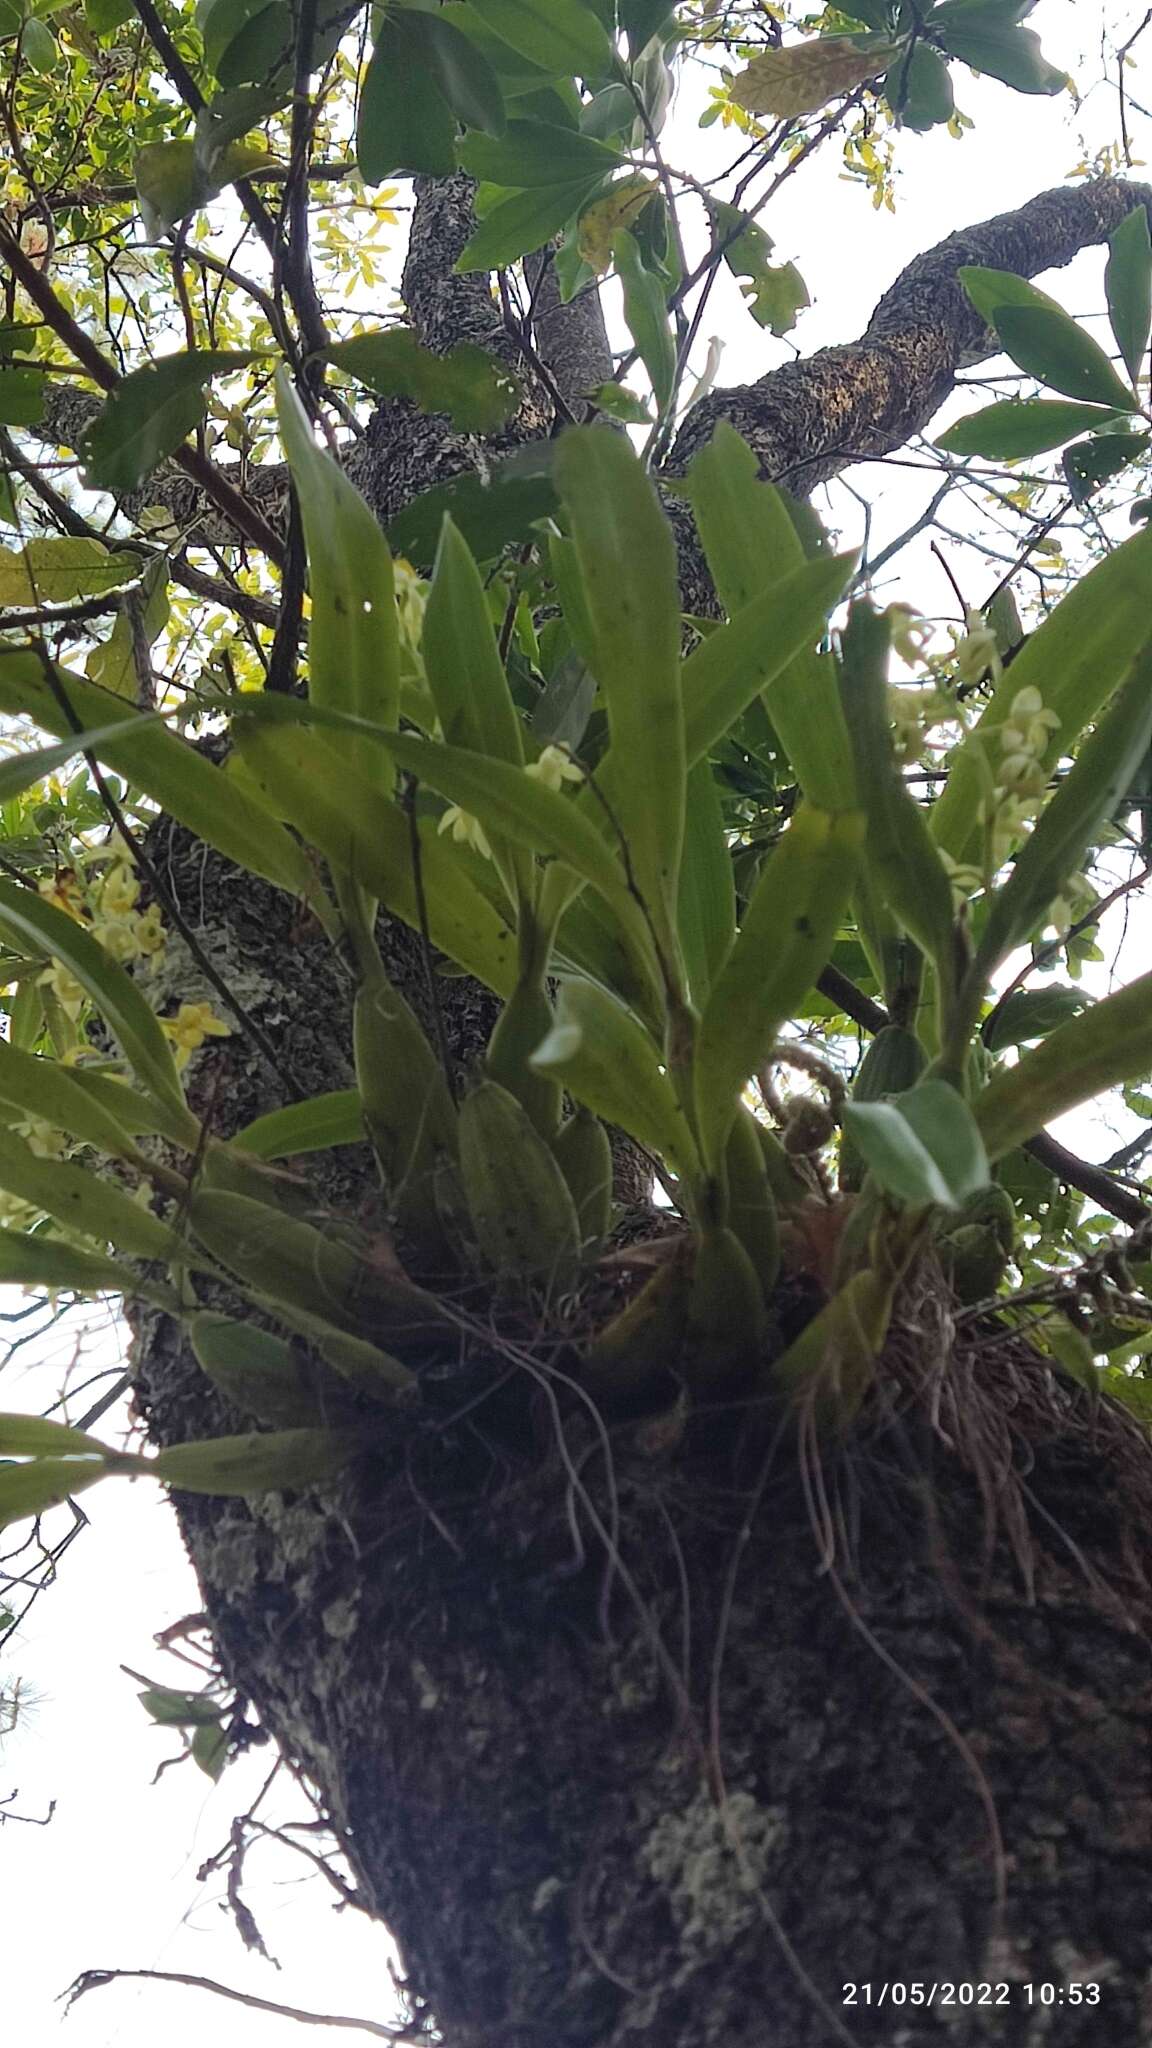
1;5;1142;2042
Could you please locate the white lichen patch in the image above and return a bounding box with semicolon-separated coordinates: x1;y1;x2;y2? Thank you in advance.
642;1789;788;1959
322;1593;360;1641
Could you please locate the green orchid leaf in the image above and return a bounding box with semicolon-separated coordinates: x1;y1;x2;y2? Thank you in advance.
694;804;865;1167
275;369;399;745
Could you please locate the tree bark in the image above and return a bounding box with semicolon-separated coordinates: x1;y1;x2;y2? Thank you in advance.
121;174;1152;2046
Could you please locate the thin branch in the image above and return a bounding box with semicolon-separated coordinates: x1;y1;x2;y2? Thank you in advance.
60;1968;426;2040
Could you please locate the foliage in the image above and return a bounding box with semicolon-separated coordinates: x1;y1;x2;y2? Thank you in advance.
1;1;1152;1577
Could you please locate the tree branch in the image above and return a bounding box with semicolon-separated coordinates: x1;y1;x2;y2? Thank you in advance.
669;177;1152;496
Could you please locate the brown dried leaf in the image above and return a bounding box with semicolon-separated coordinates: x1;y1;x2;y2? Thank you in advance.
730;37;899;119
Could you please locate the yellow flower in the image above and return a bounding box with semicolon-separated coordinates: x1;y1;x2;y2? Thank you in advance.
100;863;140;917
17;1118;67;1160
438;805;491;860
160;1001;231;1069
133;907;166;955
92;917;140;964
886;604;932;667
952;610;1002;687
40;959;85;1020
38;872;86;921
523;744;584;793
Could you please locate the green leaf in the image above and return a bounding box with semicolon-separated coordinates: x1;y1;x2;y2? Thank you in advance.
234;1090;365;1160
587;382;652;424
260;712;658;985
192;1722;229;1780
459;117;622;185
555;427;684;961
420;8;507;133
839;601;961;986
0;1128;189;1263
973;653;1152;982
326;330;520;432
86;556;170;701
386;447;559;567
1063;432;1149;504
931;523;1152;861
0;883;189;1122
957;263;1067;328
135;137;276;237
465;0;614;79
983;984;1088;1052
82;351;256;493
190;1314;336;1429
275;370;399;743
0;1226;179;1307
883;43;954;129
150;1427;361;1496
681;424;856;809
977;968;1152;1161
1106;204;1152;386
701;197;807;333
232;720;518;997
621;0;674;54
693;803;865;1166
681;552;859;777
0;651;328;921
422;517;525;765
677;759;736;1006
932;12;1067;95
0;1038;157;1160
613;228;676;408
936;398;1123;460
0;537;141;608
136;1682;224;1728
531;978;701;1180
85;0;137;30
0;1411;110;1458
0;367;44;426
0;713;155;806
991;306;1135;410
0;1456;107;1533
455;179;603;270
843;1080;989;1210
357;13;458;181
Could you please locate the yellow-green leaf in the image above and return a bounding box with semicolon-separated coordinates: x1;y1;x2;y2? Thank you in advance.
694;804;865;1167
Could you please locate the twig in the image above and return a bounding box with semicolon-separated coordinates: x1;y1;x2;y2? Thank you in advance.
60;1968;424;2039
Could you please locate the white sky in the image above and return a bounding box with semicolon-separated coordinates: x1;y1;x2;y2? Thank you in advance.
2;3;1147;2041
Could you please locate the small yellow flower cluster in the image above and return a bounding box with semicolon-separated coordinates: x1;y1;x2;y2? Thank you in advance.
975;686;1061;876
951;608;1003;689
159;1001;231;1070
90;859;166;966
996;685;1060;799
438;746;583;865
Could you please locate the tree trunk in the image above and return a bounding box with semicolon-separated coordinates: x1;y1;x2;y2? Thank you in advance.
126;174;1152;2045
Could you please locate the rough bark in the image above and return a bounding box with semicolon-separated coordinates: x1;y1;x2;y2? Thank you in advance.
105;171;1152;2046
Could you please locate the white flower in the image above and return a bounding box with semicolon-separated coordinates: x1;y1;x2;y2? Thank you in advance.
438;805;491;860
953;609;1002;687
886;604;932;667
523;744;583;793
